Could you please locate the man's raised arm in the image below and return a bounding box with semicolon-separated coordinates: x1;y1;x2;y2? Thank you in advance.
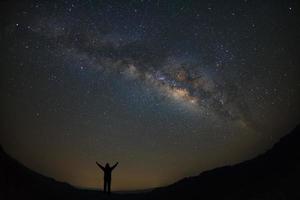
96;162;105;171
111;162;119;170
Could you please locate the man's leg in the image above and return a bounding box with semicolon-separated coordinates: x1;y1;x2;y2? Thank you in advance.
104;179;107;193
108;179;111;194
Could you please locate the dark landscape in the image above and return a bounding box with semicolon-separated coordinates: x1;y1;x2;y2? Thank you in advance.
1;125;299;200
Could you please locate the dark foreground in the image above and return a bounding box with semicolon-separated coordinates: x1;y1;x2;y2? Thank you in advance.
1;125;300;200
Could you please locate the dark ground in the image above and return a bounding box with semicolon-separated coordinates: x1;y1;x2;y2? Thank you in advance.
1;125;300;200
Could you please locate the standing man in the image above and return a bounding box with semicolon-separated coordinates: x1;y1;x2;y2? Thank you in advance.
96;161;119;194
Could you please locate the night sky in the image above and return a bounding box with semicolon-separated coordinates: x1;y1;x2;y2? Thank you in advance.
1;0;300;191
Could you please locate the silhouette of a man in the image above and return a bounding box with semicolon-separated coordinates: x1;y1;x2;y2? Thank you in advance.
96;161;118;194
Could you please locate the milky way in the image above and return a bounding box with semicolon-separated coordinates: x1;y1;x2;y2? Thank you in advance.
1;0;300;190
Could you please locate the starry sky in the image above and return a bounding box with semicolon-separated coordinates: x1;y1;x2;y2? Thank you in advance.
1;0;300;191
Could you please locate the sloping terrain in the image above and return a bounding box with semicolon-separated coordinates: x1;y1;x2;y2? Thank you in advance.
1;125;299;200
147;125;300;200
